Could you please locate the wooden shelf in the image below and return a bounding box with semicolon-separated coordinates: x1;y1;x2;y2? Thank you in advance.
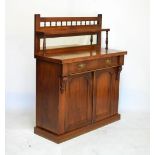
36;27;110;37
35;48;127;64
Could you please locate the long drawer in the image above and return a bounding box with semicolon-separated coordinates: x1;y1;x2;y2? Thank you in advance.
62;55;124;76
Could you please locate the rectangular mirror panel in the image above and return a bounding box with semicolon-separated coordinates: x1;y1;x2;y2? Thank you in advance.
40;35;97;50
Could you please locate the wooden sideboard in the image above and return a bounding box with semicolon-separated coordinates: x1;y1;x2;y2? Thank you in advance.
34;14;127;143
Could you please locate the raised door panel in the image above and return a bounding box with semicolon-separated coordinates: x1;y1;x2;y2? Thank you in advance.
65;73;92;132
93;69;113;122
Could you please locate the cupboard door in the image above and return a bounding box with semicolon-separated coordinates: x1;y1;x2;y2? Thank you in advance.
93;68;114;122
65;73;92;132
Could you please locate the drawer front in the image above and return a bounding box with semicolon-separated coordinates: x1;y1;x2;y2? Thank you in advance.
63;56;124;76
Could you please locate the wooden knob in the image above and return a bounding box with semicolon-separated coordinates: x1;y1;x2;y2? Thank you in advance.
105;59;111;64
78;63;86;69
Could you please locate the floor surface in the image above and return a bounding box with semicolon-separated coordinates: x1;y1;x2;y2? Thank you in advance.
6;109;149;155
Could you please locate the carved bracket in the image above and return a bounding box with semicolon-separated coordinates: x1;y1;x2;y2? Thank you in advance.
116;66;122;80
60;76;68;93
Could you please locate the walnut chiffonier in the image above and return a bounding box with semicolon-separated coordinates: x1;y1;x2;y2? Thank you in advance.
34;14;127;143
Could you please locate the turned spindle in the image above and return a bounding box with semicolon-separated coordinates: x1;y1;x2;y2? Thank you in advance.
105;30;109;50
90;35;93;45
43;35;46;55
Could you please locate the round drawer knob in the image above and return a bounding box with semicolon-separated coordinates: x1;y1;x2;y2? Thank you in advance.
78;63;86;69
105;59;111;64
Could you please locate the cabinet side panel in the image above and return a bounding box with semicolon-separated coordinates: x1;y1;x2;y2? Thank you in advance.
36;59;61;134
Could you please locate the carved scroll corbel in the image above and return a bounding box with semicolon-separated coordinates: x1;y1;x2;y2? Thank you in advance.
116;66;122;80
60;76;68;93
